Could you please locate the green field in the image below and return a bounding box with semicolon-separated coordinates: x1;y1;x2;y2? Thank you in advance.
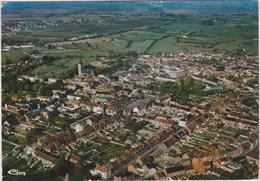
2;1;258;78
2;48;31;64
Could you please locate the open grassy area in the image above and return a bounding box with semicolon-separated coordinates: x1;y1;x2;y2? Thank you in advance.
92;137;125;163
94;141;125;164
76;136;125;164
2;48;31;65
108;31;163;42
4;134;26;146
2;141;16;155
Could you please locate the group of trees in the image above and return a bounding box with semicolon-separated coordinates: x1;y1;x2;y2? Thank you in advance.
26;127;44;144
240;95;258;110
160;76;205;103
50;116;73;129
159;76;229;104
42;55;61;64
126;118;148;134
4;78;63;97
4;54;31;65
96;59;134;75
107;50;138;59
2;36;34;46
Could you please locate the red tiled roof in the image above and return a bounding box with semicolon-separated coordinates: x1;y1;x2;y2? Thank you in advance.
164;136;176;148
155;116;175;125
70;154;81;162
185;165;194;171
247;152;259;160
36;151;56;162
96;165;110;173
216;159;221;165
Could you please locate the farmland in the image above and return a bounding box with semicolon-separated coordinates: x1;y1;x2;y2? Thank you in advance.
2;1;258;78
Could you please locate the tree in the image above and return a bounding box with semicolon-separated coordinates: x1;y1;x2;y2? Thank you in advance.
54;156;70;177
191;81;205;95
37;84;52;96
26;128;43;144
29;49;39;55
240;95;258;109
20;55;30;62
182;75;193;91
6;57;13;64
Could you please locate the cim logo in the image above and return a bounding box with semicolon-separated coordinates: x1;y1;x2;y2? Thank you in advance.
8;169;26;176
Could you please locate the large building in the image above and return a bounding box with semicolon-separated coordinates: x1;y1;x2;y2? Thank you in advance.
78;62;94;76
163;67;186;79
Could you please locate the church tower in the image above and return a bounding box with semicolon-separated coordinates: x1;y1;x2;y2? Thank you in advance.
78;58;83;76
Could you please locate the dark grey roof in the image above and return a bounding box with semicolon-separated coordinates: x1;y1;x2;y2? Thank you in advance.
166;165;185;173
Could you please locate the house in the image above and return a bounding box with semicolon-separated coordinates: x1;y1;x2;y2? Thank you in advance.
85;118;93;126
203;161;211;169
214;156;229;167
157;94;171;104
163;67;186;80
137;155;153;166
114;171;138;181
35;151;56;167
42;111;50;120
246;152;259;166
69;154;81;164
3;104;19;113
14;124;30;135
164;136;177;148
67;95;81;101
36;95;51;102
155;143;168;156
185;165;194;175
66;84;77;90
194;148;219;162
181;153;191;166
186;120;197;132
165;165;185;177
128;163;138;174
94;164;112;179
214;159;222;168
153;116;175;127
105;105;117;116
142;163;157;176
192;160;205;172
67;99;81;107
132;106;146;116
22;75;43;82
93;104;104;114
154;171;166;180
11;95;19;101
96;83;114;93
48;78;57;83
25;94;32;101
70;122;85;133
